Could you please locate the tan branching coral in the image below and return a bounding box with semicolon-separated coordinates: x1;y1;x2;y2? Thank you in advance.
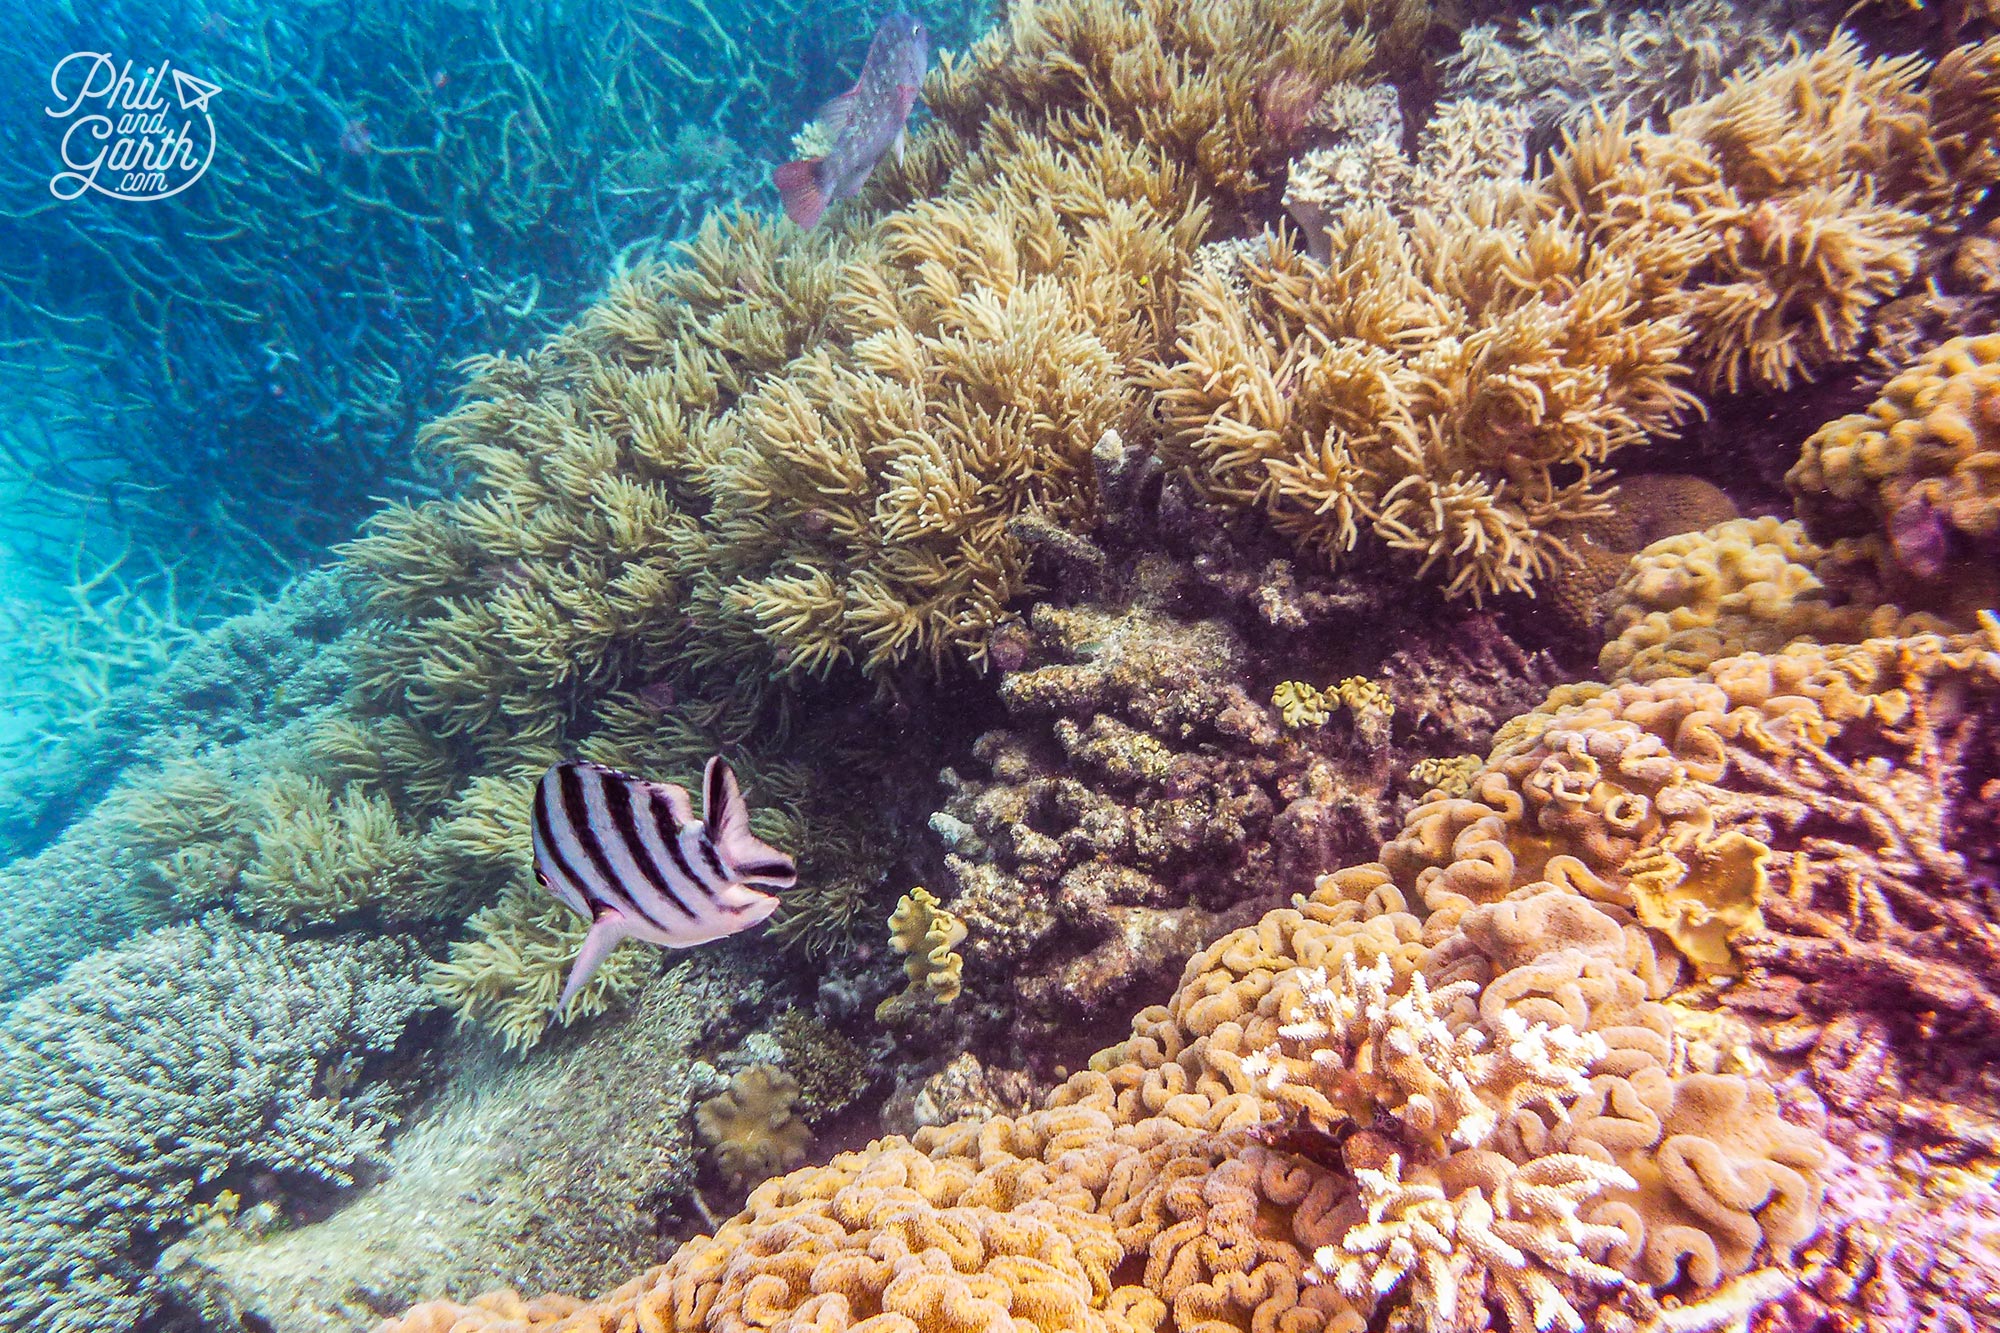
1549;34;2000;393
1445;1;1818;126
929;0;1436;212
1788;333;2000;621
876;887;968;1023
1153;189;1698;601
424;883;662;1051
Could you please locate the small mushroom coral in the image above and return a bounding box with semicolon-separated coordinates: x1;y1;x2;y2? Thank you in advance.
694;1064;812;1191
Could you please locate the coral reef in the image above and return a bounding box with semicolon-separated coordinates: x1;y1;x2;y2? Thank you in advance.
876;887;969;1023
695;1064;815;1192
155;956;778;1331
382;684;1840;1332
1788;333;2000;621
0;917;429;1331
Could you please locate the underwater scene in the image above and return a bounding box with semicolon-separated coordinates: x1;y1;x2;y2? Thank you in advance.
3;0;1999;1330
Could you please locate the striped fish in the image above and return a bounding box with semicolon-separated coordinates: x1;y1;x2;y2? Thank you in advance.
531;756;796;1011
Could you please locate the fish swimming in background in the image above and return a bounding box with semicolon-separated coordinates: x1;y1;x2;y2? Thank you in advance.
772;13;930;229
531;757;796;1011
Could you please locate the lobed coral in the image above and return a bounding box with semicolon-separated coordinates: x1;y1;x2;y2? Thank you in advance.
1787;333;2000;621
1598;517;1950;684
0;917;429;1331
876;887;970;1024
695;1064;814;1192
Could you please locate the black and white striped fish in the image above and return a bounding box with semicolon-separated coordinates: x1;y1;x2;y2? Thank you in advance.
531;756;796;1011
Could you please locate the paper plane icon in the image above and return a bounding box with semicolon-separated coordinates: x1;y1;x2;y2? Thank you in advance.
172;68;220;113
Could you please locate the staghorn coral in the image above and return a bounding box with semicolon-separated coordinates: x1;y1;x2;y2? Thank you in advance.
694;1064;814;1192
1787;333;2000;621
877;887;970;1024
0;917;429;1332
1598;517;1951;684
1549;34;2000;395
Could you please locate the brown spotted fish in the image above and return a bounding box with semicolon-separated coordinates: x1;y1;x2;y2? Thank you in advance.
772;13;929;229
531;757;795;1011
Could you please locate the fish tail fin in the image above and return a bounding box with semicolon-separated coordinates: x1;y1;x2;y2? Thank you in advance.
705;756;796;890
773;157;827;229
558;911;632;1014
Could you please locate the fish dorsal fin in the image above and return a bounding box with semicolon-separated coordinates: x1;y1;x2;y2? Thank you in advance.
816;87;861;135
703;756;748;847
702;756;797;888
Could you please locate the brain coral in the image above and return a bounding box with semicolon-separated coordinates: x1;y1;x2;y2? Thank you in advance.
1787;333;2000;622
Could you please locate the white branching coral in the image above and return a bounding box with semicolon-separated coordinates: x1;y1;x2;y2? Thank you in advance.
1329;1151;1636;1333
1246;953;1606;1153
1248;954;1636;1333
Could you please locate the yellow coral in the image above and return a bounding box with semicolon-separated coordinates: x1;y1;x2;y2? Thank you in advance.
1273;680;1332;729
1332;676;1393;723
1598;516;1951;683
1788;333;2000;620
1621;829;1769;978
1407;754;1480;797
877;887;968;1023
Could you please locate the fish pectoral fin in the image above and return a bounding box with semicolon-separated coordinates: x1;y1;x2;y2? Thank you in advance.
815;87;860;134
558;911;633;1014
894;127;906;165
